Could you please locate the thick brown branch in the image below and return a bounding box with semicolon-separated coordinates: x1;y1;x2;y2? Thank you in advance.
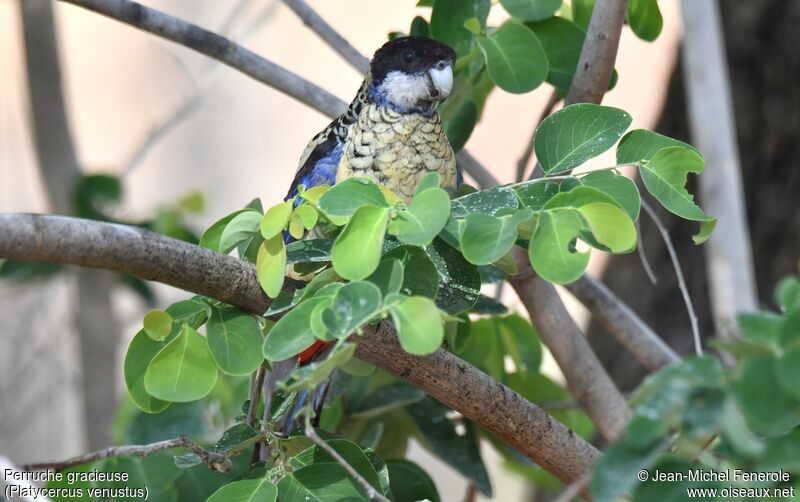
565;0;629;106
565;275;679;370
58;0;347;118
21;434;230;473
508;249;631;441
0;213;598;484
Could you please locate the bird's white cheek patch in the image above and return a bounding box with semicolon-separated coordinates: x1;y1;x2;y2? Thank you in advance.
381;71;432;109
428;66;453;99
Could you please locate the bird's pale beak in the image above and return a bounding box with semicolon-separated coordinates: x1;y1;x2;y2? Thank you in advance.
428;62;454;101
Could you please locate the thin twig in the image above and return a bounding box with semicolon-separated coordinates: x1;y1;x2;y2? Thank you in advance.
59;0;348;118
21;435;230;473
247;366;267;427
642;199;703;356
305;415;391;502
282;0;369;73
516;89;560;182
636;217;658;285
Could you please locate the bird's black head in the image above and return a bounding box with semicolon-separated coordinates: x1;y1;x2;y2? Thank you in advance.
367;37;457;114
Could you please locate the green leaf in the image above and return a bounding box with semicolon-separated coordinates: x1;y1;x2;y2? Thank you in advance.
166;298;210;326
640;146;715;224
390;296;444;355
776;347;800;401
144;324;218;402
219;210;262;254
500;0;562;21
263;296;331;361
407;397;492;496
0;260;63;281
535;103;632;174
527;17;588;95
692;219;717;245
200;209;251;251
207;478;277;502
295;204;319;230
410;15;431;37
451;185;521;217
426;239;482;314
321;281;383;338
143;310;173;341
616;129;696;165
260;201;293;239
734;356;800;437
415;172;442;194
332;205;389;280
290;439;384;495
430;0;488;57
388;188;451;246
513;180;560;210
386;459;441;502
287;239;333;265
256;235;286;298
206;307;263;376
476;23;548;93
572;0;595;29
367;259;404;297
590;434;668;502
777;276;800;314
383;245;440;299
561;170;640;221
282;343;357;392
576;202;637;252
460;209;533;265
443;100;478;151
498;314;542;373
277;464;369;501
528;209;589;284
124;330;172;413
626;0;662;42
318;177;388;220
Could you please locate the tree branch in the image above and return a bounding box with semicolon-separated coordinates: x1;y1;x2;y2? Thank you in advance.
246;366;267;428
508;250;632;441
564;274;679;370
0;213;599;485
58;0;348;118
282;0;369;73
642;200;703;356
21;434;230;473
565;0;629;106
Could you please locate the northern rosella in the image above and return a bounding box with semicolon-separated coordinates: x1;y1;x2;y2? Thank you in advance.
286;36;458;367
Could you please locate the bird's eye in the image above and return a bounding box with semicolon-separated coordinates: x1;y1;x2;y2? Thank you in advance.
402;50;415;64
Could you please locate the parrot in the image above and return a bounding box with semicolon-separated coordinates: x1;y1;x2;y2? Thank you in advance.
278;36;458;429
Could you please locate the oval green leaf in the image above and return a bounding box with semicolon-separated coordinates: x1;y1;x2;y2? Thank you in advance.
460;209;533;265
390;296;444;355
260;201;293;240
318;177;388;219
143;310;172;341
627;0;663;42
124;330;171;413
256;235;286;299
476;23;548;94
535;103;632;174
332;205;389;281
263;296;330;361
528;209;589;284
500;0;562;21
640;146;715;222
207;478;277;502
389;188;452;246
206;307;264;376
144;324;218;403
219;210;262;254
576;202;637;253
